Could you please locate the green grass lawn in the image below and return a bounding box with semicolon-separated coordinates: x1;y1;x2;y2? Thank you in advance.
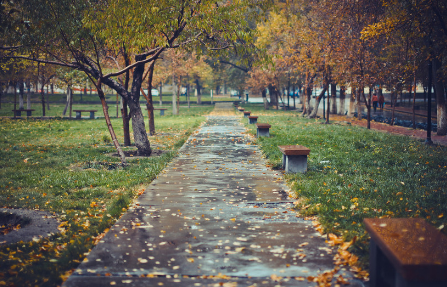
241;103;447;269
0;105;213;286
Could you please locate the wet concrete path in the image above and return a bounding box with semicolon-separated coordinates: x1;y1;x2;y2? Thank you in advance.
64;104;364;286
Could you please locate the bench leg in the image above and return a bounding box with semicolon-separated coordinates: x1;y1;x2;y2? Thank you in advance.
160;110;165;116
16;111;22;117
370;238;397;287
26;111;32;117
284;155;307;173
257;128;270;137
89;111;95;119
76;111;81;119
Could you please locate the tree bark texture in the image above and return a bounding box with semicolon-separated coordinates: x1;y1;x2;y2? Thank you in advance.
268;85;278;107
13;82;17;118
330;83;337;114
121;98;131;146
176;77;181;114
172;72;178;115
433;58;447;135
97;84;127;165
147;62;156;136
195;79;201;104
122;52;131;146
40;84;46;117
26;80;31;109
129;55;152;156
19;81;24;109
159;83;163;105
46;83;50;111
339;86;346;115
348;87;355;117
308;85;328;118
63;86;71;116
262;89;269;110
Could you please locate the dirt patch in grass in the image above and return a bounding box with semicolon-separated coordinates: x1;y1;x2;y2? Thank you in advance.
110;148;169;159
0;208;60;245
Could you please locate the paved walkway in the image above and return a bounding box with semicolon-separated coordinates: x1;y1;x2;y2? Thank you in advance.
64;103;365;286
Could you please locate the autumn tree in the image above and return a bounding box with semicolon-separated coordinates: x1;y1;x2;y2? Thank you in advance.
2;0;271;162
362;0;447;136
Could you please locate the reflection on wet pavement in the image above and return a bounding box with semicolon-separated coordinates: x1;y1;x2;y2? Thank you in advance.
64;108;366;286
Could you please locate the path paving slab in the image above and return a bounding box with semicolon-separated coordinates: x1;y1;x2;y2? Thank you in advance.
64;106;366;286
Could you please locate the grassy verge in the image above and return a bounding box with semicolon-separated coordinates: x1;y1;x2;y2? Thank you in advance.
241;103;447;269
0;105;212;286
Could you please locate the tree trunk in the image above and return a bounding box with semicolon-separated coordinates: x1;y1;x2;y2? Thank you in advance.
302;72;315;116
159;83;163;105
13;82;17;118
357;88;363;120
268;85;278;107
122;52;131;146
262;89;269;110
97;83;127;165
330;83;337;114
46;83;50;111
187;83;191;109
348;87;355;117
326;83;330;123
116;93;119;118
391;91;398;126
176;77;181;114
412;66;417;130
26;80;31;109
301;75;308;115
144;62;156;136
63;86;71;116
172;72;178;115
128;55;152;156
339;86;346;115
364;88;372;129
121;98;131;146
195;79;201;104
308;85;328;118
19;80;24;109
40;82;46;117
433;58;447;135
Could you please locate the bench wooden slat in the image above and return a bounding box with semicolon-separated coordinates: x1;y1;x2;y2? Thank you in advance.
278;145;311;156
256;123;271;129
364;218;447;282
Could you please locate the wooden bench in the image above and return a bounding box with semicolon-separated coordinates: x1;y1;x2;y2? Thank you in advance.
248;116;258;124
243;111;251;118
256;123;271;137
364;218;447;287
12;109;35;117
278;145;311;173
153;108;167;116
73;110;98;119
